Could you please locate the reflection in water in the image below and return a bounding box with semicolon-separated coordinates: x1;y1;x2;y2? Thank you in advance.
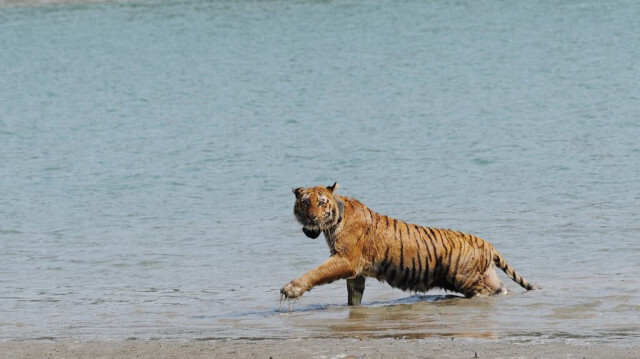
215;288;639;345
285;295;501;340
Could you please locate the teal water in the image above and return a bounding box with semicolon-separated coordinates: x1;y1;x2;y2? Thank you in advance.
1;0;639;344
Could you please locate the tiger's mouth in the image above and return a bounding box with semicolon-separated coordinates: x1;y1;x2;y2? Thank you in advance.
295;214;334;239
296;216;330;229
302;227;322;239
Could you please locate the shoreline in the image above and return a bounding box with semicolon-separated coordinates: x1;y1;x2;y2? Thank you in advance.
1;338;638;359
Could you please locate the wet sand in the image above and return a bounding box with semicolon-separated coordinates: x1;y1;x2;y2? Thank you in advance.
1;338;638;359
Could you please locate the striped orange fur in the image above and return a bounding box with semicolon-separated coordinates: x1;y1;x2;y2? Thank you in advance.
281;183;539;301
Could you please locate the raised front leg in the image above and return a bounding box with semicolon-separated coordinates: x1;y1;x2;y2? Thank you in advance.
347;275;366;306
281;256;355;300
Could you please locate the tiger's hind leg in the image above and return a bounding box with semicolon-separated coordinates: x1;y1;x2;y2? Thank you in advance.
483;266;508;295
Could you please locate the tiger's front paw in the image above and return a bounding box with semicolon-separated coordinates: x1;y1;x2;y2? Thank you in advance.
280;279;308;299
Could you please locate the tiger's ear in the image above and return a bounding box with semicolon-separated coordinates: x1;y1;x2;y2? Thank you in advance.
292;187;304;198
326;182;339;193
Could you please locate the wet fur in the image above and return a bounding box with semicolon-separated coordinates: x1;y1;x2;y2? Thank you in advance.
281;183;539;300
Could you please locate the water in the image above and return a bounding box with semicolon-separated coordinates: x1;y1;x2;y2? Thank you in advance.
1;0;639;345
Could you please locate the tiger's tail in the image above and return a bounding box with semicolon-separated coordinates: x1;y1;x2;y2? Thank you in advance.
494;251;540;291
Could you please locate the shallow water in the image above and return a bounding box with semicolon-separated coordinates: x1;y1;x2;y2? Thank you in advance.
1;0;639;345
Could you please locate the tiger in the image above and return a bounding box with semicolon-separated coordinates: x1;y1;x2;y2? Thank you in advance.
280;182;539;304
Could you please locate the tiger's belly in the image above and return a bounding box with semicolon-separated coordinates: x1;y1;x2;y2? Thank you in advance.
366;261;448;293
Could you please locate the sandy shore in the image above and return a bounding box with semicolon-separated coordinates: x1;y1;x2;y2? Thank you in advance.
1;338;638;359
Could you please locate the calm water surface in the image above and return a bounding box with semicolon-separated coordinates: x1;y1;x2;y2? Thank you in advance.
1;0;639;345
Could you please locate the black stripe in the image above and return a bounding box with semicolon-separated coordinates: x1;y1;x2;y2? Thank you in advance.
425;227;439;242
412;228;424;280
423;257;434;289
409;257;417;288
449;236;461;279
493;253;501;267
392;218;398;237
380;247;392;275
367;208;375;224
420;227;435;263
426;228;443;281
387;268;397;287
418;227;436;284
400;265;411;289
399;231;404;269
429;227;448;259
436;229;451;250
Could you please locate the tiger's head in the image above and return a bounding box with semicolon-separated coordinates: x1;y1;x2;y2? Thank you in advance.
292;182;344;239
